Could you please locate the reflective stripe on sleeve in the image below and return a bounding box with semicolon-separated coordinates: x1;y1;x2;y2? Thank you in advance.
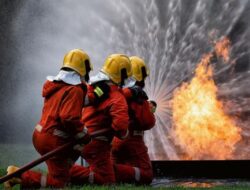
94;87;104;97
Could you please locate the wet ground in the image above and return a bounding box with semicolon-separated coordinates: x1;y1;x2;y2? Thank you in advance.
152;178;250;188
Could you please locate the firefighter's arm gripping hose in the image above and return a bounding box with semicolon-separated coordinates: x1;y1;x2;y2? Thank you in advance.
0;128;111;184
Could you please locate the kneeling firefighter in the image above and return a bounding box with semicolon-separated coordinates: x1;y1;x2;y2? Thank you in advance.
112;56;156;185
4;49;93;189
69;54;131;185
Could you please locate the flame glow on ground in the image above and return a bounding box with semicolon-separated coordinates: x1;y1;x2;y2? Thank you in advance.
172;37;242;160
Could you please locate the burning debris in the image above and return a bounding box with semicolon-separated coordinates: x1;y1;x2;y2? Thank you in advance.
172;37;242;160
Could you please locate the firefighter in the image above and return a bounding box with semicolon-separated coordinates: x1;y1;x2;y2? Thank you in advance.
4;49;92;189
69;54;131;185
112;56;156;185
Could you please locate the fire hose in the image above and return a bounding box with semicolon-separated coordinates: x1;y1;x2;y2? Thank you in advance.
0;128;111;184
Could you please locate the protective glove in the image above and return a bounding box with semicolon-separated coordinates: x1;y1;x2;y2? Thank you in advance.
148;100;157;113
73;127;91;152
129;85;148;101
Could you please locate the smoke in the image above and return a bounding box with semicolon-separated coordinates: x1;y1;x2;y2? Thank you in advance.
0;0;250;160
0;0;132;143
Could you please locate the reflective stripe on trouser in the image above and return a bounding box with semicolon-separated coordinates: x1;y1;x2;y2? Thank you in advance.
69;164;111;185
88;171;94;184
113;164;153;184
134;167;141;181
40;175;47;187
35;124;69;139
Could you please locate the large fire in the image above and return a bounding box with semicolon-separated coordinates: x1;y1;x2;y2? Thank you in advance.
172;37;241;160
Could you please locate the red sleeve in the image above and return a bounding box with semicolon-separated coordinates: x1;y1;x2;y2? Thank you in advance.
110;91;129;135
132;100;156;131
122;88;133;99
59;86;85;135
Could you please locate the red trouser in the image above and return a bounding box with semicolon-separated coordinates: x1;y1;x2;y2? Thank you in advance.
112;136;153;185
21;130;79;188
69;139;115;185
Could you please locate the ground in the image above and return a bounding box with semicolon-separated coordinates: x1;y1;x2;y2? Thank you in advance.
1;144;250;189
1;167;250;190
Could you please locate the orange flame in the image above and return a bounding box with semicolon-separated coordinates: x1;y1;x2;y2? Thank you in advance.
214;37;231;62
172;37;241;160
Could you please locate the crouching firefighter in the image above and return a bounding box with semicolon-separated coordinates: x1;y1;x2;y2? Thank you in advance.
4;49;93;189
112;56;156;185
69;54;131;185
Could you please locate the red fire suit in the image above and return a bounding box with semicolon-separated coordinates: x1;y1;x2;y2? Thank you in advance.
20;80;86;188
69;84;129;185
112;87;155;185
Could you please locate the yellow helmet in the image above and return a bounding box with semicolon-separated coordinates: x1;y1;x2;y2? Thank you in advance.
62;49;93;76
101;54;132;84
130;56;149;82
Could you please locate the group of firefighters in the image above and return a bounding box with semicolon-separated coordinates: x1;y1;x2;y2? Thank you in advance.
4;49;157;189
